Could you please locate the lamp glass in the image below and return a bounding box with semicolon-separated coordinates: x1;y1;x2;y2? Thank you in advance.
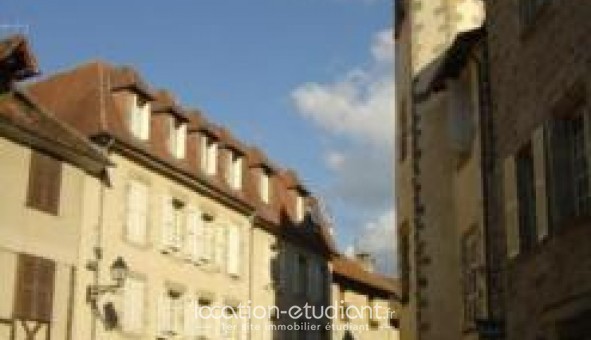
110;257;128;285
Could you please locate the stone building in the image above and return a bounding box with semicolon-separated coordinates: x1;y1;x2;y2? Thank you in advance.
485;1;591;338
27;59;337;340
394;1;494;339
330;254;400;340
0;36;110;339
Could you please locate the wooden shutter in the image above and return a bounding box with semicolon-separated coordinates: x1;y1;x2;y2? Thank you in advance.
532;127;549;241
127;181;148;244
227;225;240;277
504;156;520;258
158;291;171;335
161;195;175;250
184;208;197;260
215;226;226;269
183;296;195;337
123;277;144;333
202;223;214;262
27;151;62;215
14;254;55;322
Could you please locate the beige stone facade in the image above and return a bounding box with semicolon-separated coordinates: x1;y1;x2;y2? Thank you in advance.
0;34;400;340
395;1;490;339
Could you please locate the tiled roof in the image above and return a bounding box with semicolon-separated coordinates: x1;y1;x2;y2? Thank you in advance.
27;59;338;256
332;256;399;297
0;88;110;176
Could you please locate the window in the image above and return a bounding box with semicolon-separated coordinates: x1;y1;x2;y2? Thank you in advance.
259;169;271;204
126;180;148;245
158;288;184;337
294;254;308;296
27;151;62;215
168;117;187;159
122;277;145;333
129;94;150;140
296;194;306;222
201;134;218;175
226;151;243;190
520;0;551;29
226;225;241;277
461;228;482;328
161;196;184;252
546;104;591;231
221;306;241;340
14;254;55;321
196;297;214;338
184;208;205;263
516;144;537;252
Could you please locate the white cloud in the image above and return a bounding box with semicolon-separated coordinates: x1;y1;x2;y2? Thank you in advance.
350;209;397;274
291;27;397;275
292;28;394;149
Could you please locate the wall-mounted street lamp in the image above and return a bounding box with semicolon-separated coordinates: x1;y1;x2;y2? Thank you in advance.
86;256;129;330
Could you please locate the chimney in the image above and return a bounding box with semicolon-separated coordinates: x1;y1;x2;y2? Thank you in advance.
0;35;38;92
355;252;375;273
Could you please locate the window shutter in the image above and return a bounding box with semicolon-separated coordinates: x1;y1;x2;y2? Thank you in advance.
504;156;520;258
161;195;175;250
14;254;56;322
158;291;171;335
532;127;549;241
184;208;203;262
183;296;195;337
127;181;148;244
307;262;316;300
27;151;62;215
123;278;144;333
177;123;187;158
173;208;183;250
215;226;226;269
292;253;300;294
202;223;214;262
227;225;240;277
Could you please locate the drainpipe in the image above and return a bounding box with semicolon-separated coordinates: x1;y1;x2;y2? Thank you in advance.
247;212;257;340
90;136;115;340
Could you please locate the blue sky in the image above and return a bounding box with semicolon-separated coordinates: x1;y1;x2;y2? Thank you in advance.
1;0;395;273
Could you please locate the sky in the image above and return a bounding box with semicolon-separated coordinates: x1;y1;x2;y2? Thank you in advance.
1;0;396;274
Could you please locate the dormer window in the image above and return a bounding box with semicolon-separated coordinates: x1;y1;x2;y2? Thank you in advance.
129;94;151;140
226;150;243;190
168;117;186;159
296;194;306;222
200;134;218;175
259;169;271;204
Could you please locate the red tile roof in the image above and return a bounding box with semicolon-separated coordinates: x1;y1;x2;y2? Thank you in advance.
332;256;399;297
